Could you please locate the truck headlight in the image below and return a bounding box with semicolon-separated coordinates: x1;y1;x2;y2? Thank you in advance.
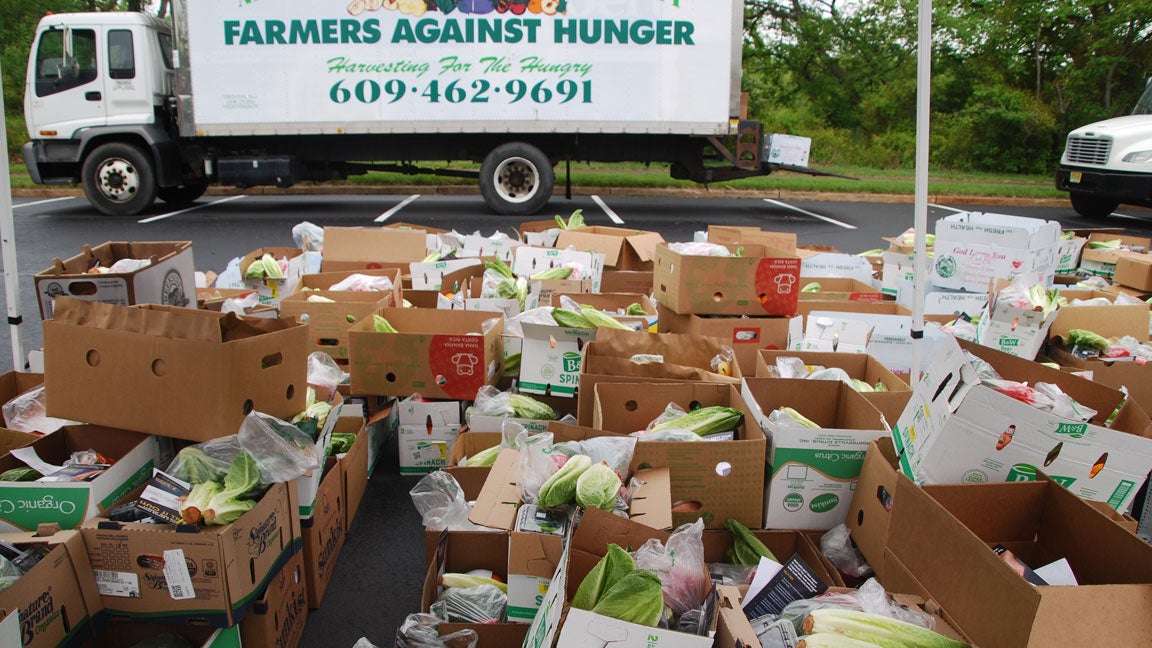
1122;150;1152;163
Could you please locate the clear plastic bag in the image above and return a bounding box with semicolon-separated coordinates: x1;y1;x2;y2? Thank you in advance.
820;524;872;581
1075;275;1111;290
307;352;345;395
633;518;708;617
469;385;515;419
769;408;813;429
668;242;733;257
409;471;488;531
807;367;854;386
431;584;507;623
708;562;758;586
395;613;479;648
1034;382;1097;422
328;273;395;292
630;428;702;442
1069;297;1114;307
561;436;636;480
856;577;935;630
646;402;689;431
0;553;23;593
775;357;809;379
515;432;559;505
165;438;238;484
107;258;151;274
777;591;864;633
710;348;735;376
221;291;261;317
2;385;77;434
630;353;664;364
293;221;324;251
237;412;323;485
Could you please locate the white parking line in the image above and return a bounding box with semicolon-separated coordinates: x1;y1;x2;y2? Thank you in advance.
591;195;624;224
13;197;73;209
138;195;246;224
374;194;421;223
929;203;965;213
763;198;856;230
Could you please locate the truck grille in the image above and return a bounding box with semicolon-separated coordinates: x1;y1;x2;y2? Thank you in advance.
1065;136;1112;165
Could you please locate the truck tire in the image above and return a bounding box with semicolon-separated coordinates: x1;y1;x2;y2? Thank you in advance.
158;181;209;207
479;142;554;215
81;142;158;217
1070;193;1120;220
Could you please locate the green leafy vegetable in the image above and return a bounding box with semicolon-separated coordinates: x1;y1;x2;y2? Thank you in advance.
575;462;622;511
465;445;500;468
202;452;261;526
373;315;398;333
537;454;592;509
591;570;664;627
649;406;743;437
572;544;635;610
803;609;969;647
441;572;508;593
327;433;357;457
726;519;778;565
179;481;222;525
0;467;39;482
168;446;227;485
1067;328;1110;352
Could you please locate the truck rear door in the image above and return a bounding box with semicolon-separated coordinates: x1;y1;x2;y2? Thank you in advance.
27;22;106;138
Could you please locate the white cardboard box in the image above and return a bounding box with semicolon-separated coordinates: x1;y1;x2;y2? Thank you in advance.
800;253;876;284
397;399;462;475
459;234;522;261
930;212;1061;292
975;286;1058;360
518;324;597;398
1055;236;1088;273
512;247;605;294
892;336;1152;512
766;134;811;168
297;395;344;520
896;284;989;317
409;259;483;291
792;316;873;354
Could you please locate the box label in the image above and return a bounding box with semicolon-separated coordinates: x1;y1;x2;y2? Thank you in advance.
94;570;141;598
163;549;197;601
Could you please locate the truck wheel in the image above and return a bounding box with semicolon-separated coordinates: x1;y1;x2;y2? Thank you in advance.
158;181;209;206
81;142;158;216
1070;193;1120;219
479;143;554;215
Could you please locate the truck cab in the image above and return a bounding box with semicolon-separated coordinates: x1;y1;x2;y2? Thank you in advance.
23;12;198;216
1056;79;1152;219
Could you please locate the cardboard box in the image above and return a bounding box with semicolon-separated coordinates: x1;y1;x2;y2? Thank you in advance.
44;298;308;443
800;252;877;285
742;379;888;530
513;246;605;293
1055;234;1088;273
755;350;911;425
653;242;802;316
35;241;195;320
844;438;902;580
0;426;161;532
892;336;1152;512
519;323;597;398
592;382;766;528
0;527;103;648
1046;346;1152;416
457;232;522;261
554;226;664;271
575;329;742;426
930;212;1061;292
975;280;1060;360
408;259;483;291
1050;288;1150;342
292;268;407;296
80;480;301;626
794;303;915;376
301;459;346;608
519;220;560;247
240;550;307;648
364;396;398;478
898;288;988;317
347;308;504;400
507;531;564;623
280;288;397;361
1113;249;1152;290
321;226;430;271
600;270;654;295
657;306;796;376
335;416;370;531
1079;233;1152;277
797;277;883;302
87;623;241;647
396;398;462;475
791;315;873;354
766;133;811;167
550;293;657;332
888;473;1152;648
238;246;317;306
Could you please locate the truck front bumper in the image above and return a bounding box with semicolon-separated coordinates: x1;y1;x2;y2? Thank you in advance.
23;140;82;186
1055;165;1152;207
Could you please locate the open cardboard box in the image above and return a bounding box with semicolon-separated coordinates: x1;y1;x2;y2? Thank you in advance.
930;212;1061;292
707;226;797;253
1050;288;1150;342
892;336;1152;512
239;550;307;648
237;246;316;306
800;251;878;285
396;397;462;475
1113;249;1152;290
0;426;161;532
550;292;657;331
755;349;911;425
86;622;241;647
975;279;1060;360
44;298;308;443
347;307;504;400
593;382;766;528
333;415;370;532
512;246;605;293
600;270;654;295
657;305;796;373
80;479;301;626
321;226;431;271
554;226;665;271
301;457;345;609
653;242;802;317
1045;346;1152;419
281;290;396;361
797;277;883;302
291;267;407;296
0;526;103;648
742;378;888;530
34;241;196;320
1079;232;1152;277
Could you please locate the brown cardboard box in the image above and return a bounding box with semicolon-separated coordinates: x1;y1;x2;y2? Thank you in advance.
293;268;407;296
302;459;346;608
1050;288;1150;341
600;270;654;295
1112;250;1152;290
442;430;502;489
44;298;308;443
0;371;44;409
575;328;742;426
506;531;564;623
554;226;665;271
593;382;766;528
701;528;839;585
422;531;528;645
336;416;370;532
0;428;38;457
34;241;195;320
658;306;794;378
239;550;307;648
80;480;301;626
795;300;911;318
347;307;504;399
280;285;397;360
86;623;241;647
707;225;798;252
755;350;911;425
0;527;103;648
423;452;496;565
844;438;902;580
321;227;430;271
797;277;884;302
654;242;802;316
1079;233;1152;277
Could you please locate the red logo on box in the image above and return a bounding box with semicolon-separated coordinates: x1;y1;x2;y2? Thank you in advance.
754;258;802;316
428;335;486;399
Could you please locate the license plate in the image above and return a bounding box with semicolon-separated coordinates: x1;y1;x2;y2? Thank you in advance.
1069;171;1082;184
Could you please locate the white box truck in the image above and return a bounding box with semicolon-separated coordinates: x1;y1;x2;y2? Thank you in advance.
22;0;817;216
1056;78;1152;219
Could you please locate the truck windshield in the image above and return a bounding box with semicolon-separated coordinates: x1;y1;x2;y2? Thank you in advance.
1135;79;1152;115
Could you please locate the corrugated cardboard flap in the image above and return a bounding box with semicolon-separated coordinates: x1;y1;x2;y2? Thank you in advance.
39;241;190;277
468;448;520;531
590;329;744;377
626;467;672;530
50;297;303;343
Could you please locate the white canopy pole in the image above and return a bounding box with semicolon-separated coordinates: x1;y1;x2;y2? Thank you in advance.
910;0;933;385
0;60;25;371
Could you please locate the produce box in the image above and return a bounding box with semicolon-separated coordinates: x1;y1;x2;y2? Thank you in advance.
657;306;796;375
0;527;103;648
0;371;46;423
79;480;301;626
799;251;878;285
364;396;398;478
929;212;1061;291
301;457;345;608
518;323;597;398
1045;346;1152;416
755;350;911;425
457;232;522;262
408;259;483;291
86;622;241;647
443;431;502;489
600;270;654;295
422;531;528;646
792;302;915;376
512;246;605;293
1112;249;1152;290
892;336;1152;513
507;531;564;623
766;133;812;167
347;307;504;400
554;226;664;271
321;226;430;271
742;378;888;530
1079;233;1152;278
334;415;369;531
44;298;308;443
974;281;1060;360
653;242;801;317
1049;288;1150;342
240;550;308;648
550;292;657;332
1055;234;1088;273
707;226;797;253
34;241;195;320
592;382;766;528
0;426;161;532
396;398;462;475
797;277;883;302
297;391;344;521
237;246;317;306
280;268;402;360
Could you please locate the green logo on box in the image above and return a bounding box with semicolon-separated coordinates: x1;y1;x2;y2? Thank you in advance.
782;493;804;512
1006;463;1037;482
809;493;839;513
999;337;1021;347
1054;423;1087;439
935;255;957;279
1047;475;1078;488
562;352;582;373
0;488;89;531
